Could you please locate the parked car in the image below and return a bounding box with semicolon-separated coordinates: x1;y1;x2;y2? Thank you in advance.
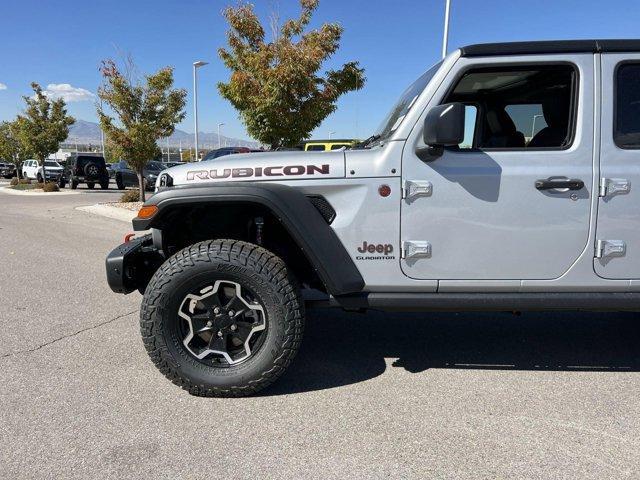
202;147;252;160
64;154;110;189
112;160;166;190
22;159;65;184
300;139;357;151
0;161;16;179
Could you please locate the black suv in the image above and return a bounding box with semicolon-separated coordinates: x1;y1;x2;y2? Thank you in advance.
65;154;110;189
0;161;16;179
112;160;167;191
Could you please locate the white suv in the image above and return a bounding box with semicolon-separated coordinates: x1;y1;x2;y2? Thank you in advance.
22;159;65;184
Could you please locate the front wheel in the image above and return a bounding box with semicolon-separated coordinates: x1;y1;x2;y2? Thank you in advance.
140;239;304;397
87;182;95;190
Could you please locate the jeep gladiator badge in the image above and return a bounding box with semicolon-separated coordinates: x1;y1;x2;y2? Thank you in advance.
356;241;395;260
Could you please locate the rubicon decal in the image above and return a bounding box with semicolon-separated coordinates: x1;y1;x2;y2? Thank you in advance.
356;241;395;261
186;164;330;181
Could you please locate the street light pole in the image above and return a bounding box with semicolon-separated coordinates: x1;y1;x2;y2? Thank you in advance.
218;123;225;149
442;0;451;59
193;60;208;161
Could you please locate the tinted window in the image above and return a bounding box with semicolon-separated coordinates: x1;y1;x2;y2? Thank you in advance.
615;63;640;148
306;145;326;151
445;65;576;149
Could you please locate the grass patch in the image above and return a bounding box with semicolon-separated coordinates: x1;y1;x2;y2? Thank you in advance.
11;183;38;190
9;181;59;192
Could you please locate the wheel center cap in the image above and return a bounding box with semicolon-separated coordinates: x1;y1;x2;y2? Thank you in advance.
214;312;234;329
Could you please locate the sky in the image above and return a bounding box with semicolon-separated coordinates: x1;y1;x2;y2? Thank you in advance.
1;0;640;142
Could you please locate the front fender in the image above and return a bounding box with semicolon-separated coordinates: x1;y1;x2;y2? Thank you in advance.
131;183;365;296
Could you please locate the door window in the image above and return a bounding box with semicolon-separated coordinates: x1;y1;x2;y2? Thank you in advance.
444;65;577;150
614;63;640;148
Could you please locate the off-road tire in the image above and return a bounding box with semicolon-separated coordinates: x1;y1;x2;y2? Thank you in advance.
140;239;305;397
100;180;109;190
115;175;124;190
37;173;43;183
87;182;95;190
70;178;79;189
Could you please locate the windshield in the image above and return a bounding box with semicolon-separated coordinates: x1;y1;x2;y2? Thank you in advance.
44;161;60;167
146;161;165;171
374;61;443;142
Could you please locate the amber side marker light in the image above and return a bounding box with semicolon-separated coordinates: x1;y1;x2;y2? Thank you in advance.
137;205;158;219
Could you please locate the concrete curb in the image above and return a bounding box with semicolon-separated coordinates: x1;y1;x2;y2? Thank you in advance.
76;204;137;223
0;185;83;196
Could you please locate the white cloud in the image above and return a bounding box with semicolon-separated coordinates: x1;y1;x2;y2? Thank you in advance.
42;83;95;102
0;83;7;90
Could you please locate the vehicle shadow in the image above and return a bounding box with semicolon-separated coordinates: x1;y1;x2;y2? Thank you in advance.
262;309;640;396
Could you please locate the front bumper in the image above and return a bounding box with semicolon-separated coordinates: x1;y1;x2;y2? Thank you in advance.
105;234;164;294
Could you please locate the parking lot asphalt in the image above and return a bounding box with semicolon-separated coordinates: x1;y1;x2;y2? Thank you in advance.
1;188;640;479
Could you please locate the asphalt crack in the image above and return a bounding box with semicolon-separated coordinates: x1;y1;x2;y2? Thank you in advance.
1;310;137;359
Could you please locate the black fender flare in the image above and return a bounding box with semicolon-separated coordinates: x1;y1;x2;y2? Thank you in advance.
132;183;365;296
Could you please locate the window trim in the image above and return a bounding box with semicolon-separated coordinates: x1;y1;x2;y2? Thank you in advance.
613;60;640;150
440;61;580;152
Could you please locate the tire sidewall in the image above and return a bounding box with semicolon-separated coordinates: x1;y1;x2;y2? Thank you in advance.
150;251;293;390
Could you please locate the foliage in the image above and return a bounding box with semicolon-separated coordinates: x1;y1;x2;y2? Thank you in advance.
120;189;140;202
10;177;19;186
18;178;32;184
97;58;187;201
218;0;365;149
0;121;27;171
42;182;60;192
15;83;75;166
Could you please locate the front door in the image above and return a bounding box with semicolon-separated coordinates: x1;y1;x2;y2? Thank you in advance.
401;54;594;280
594;54;640;279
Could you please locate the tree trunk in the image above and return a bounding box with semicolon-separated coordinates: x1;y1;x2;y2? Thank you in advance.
138;170;146;202
40;157;46;184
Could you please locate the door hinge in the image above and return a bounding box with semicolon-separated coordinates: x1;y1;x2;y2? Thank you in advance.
595;239;626;259
402;180;433;200
401;241;432;260
599;178;631;197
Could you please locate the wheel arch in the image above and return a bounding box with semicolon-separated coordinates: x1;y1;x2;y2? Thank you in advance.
133;183;364;296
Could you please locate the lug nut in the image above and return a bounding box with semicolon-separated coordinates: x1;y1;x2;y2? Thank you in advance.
228;310;235;317
206;321;212;327
213;307;221;314
217;331;223;337
231;324;237;331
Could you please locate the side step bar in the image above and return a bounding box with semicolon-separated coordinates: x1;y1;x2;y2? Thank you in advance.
306;292;640;312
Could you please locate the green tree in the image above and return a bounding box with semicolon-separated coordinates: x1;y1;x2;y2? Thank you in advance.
218;0;365;149
15;83;75;182
0;120;27;178
97;59;187;201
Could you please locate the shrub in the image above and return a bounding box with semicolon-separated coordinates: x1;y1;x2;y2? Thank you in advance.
120;189;140;202
35;182;45;189
42;182;59;192
10;177;18;186
18;178;32;184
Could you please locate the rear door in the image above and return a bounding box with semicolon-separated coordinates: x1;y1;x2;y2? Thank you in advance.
594;54;640;279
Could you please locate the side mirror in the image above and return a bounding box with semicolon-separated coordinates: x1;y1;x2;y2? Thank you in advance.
418;102;465;160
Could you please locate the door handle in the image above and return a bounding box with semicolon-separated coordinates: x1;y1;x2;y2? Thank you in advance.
535;178;584;191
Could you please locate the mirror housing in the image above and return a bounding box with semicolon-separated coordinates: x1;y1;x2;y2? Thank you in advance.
417;102;466;160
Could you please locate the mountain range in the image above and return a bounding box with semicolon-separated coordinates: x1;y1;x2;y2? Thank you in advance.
65;120;260;149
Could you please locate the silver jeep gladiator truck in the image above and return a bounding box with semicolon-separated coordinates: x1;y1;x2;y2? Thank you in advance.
107;40;640;397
